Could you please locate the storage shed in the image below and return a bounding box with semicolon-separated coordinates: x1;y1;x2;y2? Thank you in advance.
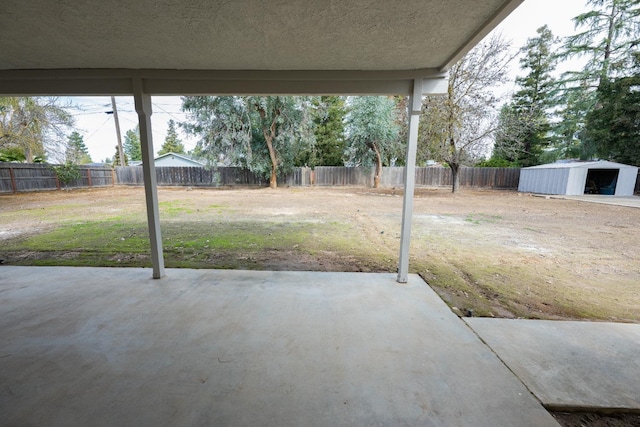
518;161;639;196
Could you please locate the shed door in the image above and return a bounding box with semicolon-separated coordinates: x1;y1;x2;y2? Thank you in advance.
585;169;619;195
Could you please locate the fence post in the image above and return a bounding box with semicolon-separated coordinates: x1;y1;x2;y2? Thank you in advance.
87;168;92;187
112;168;116;186
9;166;17;193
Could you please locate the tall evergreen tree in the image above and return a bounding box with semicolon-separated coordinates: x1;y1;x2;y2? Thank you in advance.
65;131;92;164
554;81;593;159
158;120;186;156
562;0;640;89
308;96;346;167
494;26;558;166
112;145;128;166
583;53;640;165
123;126;141;161
559;0;640;159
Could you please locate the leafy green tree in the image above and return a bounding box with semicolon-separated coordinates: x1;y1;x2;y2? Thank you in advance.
0;146;26;162
182;96;252;168
123;126;141;161
0;97;73;162
182;96;316;188
50;161;81;188
419;35;512;192
158;119;186;156
307;96;347;167
344;96;401;188
475;157;519;168
65;131;92;164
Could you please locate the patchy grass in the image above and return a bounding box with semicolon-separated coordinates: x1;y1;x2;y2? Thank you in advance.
2;186;638;322
4;219;388;272
464;213;503;225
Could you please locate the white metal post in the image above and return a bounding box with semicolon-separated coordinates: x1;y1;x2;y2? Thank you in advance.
133;78;165;279
397;78;422;283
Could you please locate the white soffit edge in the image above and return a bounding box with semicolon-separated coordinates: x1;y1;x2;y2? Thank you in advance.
0;0;523;95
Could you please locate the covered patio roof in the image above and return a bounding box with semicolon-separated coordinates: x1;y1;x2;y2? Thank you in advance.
0;0;524;279
0;0;522;95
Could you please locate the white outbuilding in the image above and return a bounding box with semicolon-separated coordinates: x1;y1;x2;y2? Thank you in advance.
518;160;639;196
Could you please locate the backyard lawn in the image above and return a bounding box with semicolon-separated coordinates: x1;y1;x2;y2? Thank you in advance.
1;186;638;322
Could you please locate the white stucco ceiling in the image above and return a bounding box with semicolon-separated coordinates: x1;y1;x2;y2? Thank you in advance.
1;0;520;72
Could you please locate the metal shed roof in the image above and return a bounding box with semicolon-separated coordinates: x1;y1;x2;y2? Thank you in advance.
523;161;638;170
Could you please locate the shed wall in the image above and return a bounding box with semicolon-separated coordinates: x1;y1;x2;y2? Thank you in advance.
566;169;588;195
616;167;638;196
518;168;569;195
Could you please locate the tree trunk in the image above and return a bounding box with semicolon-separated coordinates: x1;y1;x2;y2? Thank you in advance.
270;166;277;189
372;142;382;189
449;162;460;193
260;107;279;189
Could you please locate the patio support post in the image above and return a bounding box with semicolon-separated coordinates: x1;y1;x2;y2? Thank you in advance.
133;78;165;279
397;78;422;283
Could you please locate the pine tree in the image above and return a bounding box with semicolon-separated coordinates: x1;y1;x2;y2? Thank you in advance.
65;131;92;164
495;26;558;166
112;145;128;166
562;0;640;89
123;126;141;161
559;0;640;158
310;96;346;166
583;53;640;165
158;120;186;155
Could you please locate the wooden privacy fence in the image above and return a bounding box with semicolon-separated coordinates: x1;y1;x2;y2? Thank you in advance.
382;166;521;188
1;164;522;192
314;166;373;186
114;165;520;188
0;163;114;193
115;166;270;187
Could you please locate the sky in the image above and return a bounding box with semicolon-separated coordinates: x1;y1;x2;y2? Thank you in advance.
68;0;590;164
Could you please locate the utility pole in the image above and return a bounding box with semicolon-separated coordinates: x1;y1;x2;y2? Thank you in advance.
111;96;125;166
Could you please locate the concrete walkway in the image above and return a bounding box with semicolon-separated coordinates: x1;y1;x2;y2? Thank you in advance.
0;267;558;426
465;318;640;412
548;194;640;209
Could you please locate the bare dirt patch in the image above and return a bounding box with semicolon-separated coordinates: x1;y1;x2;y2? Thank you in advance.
1;186;639;322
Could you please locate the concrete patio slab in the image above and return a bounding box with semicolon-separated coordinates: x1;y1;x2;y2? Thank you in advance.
465;318;640;412
0;266;558;426
546;194;640;209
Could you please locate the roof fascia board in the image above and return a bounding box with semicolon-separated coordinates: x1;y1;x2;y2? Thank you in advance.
439;0;524;72
0;69;447;96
